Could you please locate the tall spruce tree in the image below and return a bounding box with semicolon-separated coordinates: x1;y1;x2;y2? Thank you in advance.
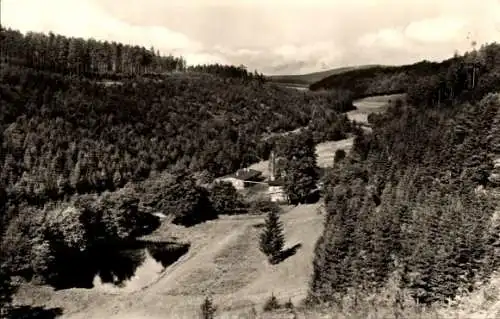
259;207;285;264
282;130;319;205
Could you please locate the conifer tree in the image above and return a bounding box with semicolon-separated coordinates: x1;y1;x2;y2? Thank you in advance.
282;130;319;204
0;262;16;317
334;149;346;164
259;207;285;264
200;295;216;319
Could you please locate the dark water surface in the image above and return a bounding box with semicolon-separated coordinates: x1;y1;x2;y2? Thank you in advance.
50;240;190;290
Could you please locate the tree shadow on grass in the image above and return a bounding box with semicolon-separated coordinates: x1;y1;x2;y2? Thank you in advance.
6;305;63;319
274;243;302;264
252;222;265;229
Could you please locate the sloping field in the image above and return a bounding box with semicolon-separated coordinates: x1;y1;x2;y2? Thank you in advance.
348;93;405;125
315;138;354;167
248;137;355;178
14;203;325;319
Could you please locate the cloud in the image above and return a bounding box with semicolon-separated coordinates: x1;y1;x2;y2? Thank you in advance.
184;52;229;66
357;15;470;50
2;0;202;55
404;16;467;44
269;42;344;74
357;28;407;49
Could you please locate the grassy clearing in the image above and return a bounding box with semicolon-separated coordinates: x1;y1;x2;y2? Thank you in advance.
347;94;401;125
167;226;262;295
248;137;355;179
316;139;354;168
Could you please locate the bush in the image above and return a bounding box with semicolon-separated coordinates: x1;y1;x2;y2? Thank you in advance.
263;293;281;312
1;186;162;286
248;199;281;215
284;298;295;311
140;173;217;226
209;181;243;215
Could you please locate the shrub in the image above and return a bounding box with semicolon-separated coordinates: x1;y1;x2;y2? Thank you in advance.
263;293;280;312
248;199;281;215
209;181;243;215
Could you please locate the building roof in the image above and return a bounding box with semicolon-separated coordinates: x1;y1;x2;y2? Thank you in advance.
220;168;262;181
268;177;285;186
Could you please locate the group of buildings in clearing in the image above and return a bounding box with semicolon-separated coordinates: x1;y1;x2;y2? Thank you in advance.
214;151;289;203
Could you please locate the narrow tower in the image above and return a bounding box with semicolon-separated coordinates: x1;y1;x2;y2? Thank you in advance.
269;151;276;181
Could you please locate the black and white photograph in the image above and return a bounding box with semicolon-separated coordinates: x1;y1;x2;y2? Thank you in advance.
1;0;500;318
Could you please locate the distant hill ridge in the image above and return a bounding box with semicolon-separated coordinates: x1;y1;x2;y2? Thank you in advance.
267;64;382;86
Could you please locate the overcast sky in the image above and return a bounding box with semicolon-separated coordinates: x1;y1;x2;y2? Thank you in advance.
3;0;500;75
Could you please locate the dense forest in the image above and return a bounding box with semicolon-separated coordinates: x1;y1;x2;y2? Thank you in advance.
4;24;500;316
0;26;263;81
309;61;447;95
0;26;186;75
309;42;500;306
0;27;354;304
310;44;500;108
0;66;352;206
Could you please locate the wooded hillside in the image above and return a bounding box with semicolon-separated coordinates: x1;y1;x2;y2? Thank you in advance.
310;44;500;108
310;45;500;304
0;27;356;299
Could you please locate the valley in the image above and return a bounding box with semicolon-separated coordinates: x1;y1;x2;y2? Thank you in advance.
3;16;500;319
10;94;392;319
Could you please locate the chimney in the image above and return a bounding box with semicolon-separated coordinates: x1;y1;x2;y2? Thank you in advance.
269;151;276;181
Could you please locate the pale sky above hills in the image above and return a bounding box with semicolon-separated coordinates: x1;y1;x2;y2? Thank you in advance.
3;0;500;75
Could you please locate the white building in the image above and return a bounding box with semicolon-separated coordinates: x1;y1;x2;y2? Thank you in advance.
268;185;289;203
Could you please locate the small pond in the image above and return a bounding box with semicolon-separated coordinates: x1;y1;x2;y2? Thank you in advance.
49;240;190;291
